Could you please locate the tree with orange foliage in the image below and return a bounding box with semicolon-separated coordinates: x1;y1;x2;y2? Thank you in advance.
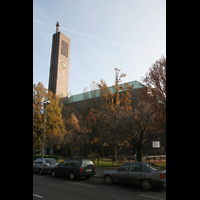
84;108;98;133
33;82;66;153
98;68;133;160
84;108;102;155
62;106;89;156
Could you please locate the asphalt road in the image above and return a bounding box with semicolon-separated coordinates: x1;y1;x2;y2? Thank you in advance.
33;173;166;200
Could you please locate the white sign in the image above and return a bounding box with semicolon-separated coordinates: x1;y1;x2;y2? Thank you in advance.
152;141;160;148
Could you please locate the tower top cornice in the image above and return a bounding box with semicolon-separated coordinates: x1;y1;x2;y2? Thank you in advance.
56;22;60;33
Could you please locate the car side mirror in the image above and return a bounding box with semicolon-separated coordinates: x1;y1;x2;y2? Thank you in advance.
117;168;120;172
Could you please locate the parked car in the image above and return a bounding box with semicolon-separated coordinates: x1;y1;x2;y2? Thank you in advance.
33;158;58;175
101;162;166;190
50;158;96;180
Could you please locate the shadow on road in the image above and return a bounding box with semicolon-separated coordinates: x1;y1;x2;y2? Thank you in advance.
33;173;166;193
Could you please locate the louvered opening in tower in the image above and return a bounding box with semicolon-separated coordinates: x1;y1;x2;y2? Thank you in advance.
61;40;68;57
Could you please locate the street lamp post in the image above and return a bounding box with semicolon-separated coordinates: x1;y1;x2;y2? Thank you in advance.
42;101;50;158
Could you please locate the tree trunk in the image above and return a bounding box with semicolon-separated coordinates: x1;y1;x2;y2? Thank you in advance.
71;147;73;157
115;146;117;160
137;145;142;162
112;141;116;161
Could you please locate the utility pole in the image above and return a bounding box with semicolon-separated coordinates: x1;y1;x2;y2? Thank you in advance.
42;101;50;158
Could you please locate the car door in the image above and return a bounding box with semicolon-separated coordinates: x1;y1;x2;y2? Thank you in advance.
33;159;39;172
38;159;44;169
129;163;145;185
33;158;42;172
113;163;131;183
66;160;75;174
59;161;68;176
54;161;64;176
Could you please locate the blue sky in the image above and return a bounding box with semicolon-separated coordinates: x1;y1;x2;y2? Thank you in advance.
33;0;166;95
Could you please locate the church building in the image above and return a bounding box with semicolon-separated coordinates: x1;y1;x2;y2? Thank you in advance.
46;22;166;157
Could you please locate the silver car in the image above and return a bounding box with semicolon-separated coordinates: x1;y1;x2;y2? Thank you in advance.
101;162;166;190
33;158;58;175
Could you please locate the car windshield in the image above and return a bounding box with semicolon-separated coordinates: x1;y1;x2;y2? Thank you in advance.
146;163;161;170
82;160;94;167
46;159;57;164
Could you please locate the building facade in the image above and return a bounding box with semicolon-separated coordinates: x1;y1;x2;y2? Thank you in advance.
62;80;143;113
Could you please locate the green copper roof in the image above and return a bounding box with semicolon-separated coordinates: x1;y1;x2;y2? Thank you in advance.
68;80;144;103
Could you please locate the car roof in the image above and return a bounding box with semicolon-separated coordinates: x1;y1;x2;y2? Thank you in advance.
35;158;57;160
61;158;92;162
72;159;91;160
70;156;90;159
125;162;143;163
123;162;150;165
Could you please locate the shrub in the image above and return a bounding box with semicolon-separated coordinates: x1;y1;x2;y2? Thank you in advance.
88;152;98;160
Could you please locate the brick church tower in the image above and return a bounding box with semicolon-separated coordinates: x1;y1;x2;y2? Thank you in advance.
48;22;70;99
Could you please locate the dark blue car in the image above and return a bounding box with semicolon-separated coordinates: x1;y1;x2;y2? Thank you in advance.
51;158;96;180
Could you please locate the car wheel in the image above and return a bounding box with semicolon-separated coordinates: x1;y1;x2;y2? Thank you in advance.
105;175;113;185
51;170;56;178
141;179;152;191
39;168;43;175
69;172;75;181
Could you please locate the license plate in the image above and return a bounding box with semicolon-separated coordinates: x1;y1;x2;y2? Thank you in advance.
86;169;92;172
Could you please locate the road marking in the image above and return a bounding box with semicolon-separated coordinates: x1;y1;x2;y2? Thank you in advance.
139;194;165;200
33;194;43;198
64;181;96;188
